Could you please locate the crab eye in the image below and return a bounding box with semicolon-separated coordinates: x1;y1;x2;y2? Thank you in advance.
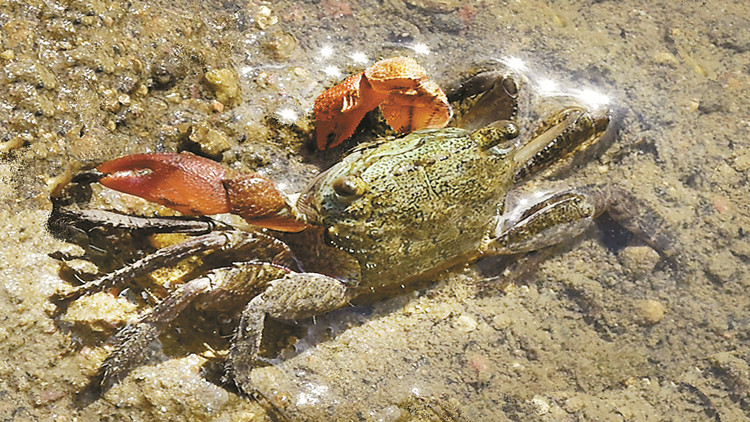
332;175;366;198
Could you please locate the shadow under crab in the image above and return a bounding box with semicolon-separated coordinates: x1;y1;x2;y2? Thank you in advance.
47;64;679;404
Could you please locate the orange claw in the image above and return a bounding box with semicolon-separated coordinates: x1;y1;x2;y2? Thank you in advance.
379;79;452;134
97;152;306;232
98;152;232;216
313;56;452;149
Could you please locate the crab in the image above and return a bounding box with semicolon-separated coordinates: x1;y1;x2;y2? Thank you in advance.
49;58;677;397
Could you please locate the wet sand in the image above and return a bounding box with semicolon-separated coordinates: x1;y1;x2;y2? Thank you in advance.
1;0;748;420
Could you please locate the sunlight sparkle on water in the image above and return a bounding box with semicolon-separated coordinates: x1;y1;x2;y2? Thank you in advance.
502;56;527;72
576;88;610;109
319;45;334;58
350;51;369;65
275;107;298;124
537;77;559;94
410;42;431;56
239;66;254;77
324;65;342;78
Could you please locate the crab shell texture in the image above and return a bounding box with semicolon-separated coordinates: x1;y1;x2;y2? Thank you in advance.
298;124;517;289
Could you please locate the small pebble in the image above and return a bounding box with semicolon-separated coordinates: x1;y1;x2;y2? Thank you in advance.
266;31;297;59
707;250;739;283
619;245;660;277
491;313;513;330
634;299;666;325
204;68;240;107
529;396;551;415
454;314;478;332
255;6;278;29
61;292;138;333
189;121;231;158
734;150;750;171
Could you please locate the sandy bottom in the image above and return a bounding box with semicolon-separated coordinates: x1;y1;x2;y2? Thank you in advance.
1;0;748;420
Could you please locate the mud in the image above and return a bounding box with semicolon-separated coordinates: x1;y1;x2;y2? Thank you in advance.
1;0;749;420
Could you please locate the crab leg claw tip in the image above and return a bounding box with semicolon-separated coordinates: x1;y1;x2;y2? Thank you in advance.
70;169;107;185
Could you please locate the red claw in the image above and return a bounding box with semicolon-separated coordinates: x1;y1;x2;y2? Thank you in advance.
313;56;452;150
97;152;306;232
98;152;232;216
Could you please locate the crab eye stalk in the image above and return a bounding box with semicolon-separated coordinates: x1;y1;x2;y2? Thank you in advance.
472;120;519;151
332;175;367;199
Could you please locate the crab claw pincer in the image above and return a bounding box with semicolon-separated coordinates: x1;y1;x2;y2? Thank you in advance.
97;152;306;232
313;56;452;149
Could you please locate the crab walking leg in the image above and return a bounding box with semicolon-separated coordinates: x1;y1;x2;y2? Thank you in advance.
100;262;289;392
49;205;220;236
491;184;678;259
227;273;355;394
513;107;611;183
53;231;294;301
100;275;213;392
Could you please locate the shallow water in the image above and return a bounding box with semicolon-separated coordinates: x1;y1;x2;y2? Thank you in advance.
1;0;749;420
